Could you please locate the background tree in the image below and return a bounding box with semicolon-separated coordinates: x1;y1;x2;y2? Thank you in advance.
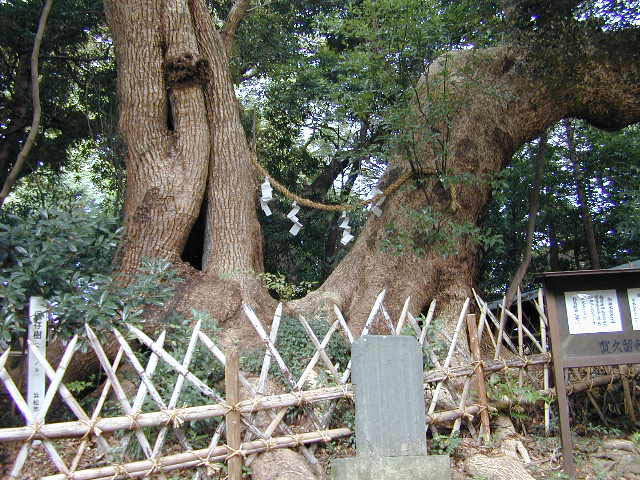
0;0;118;196
479;121;640;299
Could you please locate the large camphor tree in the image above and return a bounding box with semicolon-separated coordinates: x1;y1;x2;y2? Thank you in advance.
105;0;640;335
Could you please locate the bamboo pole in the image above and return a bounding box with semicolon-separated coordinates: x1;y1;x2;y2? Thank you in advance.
119;331;165;456
472;290;516;352
225;349;242;480
112;327;167;410
244;303;282;447
517;287;524;386
466;314;491;443
427;299;470;416
296;320;339;389
395;297;412;335
243;304;323;430
0;352;558;444
501;305;544;353
126;324;219;400
70;348;123;471
197;326;319;470
42;428;353;480
538;289;551;436
418;300;436;346
152;324;200;457
298;316;341;383
25;335;112;459
423;353;551;383
10;337;78;478
380;304;397;334
85;325;154;458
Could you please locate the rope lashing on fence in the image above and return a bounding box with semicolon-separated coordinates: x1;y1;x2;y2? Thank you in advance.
26;421;44;442
223;444;247;461
109;464;131;480
126;411;142;431
471;360;485;374
162;407;186;428
500;358;510;372
79;417;103;439
249;395;263;414
222;401;241;415
293;391;308;407
145;457;165;477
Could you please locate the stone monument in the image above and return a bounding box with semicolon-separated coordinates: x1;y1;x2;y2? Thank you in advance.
330;335;451;480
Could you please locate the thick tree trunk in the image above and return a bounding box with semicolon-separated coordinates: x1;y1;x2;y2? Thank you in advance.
294;41;640;334
107;0;267;305
106;0;210;273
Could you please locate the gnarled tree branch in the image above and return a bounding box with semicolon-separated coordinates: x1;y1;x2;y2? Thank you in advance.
222;0;250;56
0;0;53;208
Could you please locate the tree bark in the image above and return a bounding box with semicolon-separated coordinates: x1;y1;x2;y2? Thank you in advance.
564;118;601;269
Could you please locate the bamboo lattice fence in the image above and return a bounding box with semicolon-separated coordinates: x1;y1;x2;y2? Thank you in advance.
0;289;636;479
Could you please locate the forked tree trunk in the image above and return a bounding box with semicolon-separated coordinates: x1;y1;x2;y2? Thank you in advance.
106;0;268;314
104;2;640;346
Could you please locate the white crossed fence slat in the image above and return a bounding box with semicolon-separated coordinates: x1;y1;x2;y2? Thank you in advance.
0;289;550;479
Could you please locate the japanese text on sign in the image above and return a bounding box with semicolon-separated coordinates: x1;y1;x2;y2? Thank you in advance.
599;338;640;355
627;288;640;330
564;290;622;334
28;297;47;417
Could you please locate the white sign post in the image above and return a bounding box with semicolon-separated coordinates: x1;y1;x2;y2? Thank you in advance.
27;296;47;420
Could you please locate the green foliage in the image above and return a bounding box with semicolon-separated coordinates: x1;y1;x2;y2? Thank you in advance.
257;272;317;301
430;432;461;456
0;0;118;189
0;204;179;346
479;122;640;298
487;373;551;424
382;205;502;258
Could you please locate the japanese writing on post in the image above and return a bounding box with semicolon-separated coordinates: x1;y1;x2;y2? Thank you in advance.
28;297;47;418
564;290;622;334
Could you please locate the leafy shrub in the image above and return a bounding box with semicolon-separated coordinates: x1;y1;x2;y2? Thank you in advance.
0;205;179;347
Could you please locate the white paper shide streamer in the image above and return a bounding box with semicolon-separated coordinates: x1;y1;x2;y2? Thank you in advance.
371;187;386;217
338;211;353;245
287;201;303;236
260;177;273;216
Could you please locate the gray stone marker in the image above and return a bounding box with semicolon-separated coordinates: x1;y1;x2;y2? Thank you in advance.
330;335;450;480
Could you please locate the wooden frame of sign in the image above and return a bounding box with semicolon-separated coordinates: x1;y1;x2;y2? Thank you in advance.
538;268;640;479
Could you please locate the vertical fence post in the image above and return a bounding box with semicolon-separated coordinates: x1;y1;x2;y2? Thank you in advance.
620;364;637;423
225;348;242;480
466;313;491;443
538;288;551;436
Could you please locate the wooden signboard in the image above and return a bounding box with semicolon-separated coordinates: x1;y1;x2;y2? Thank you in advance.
538;268;640;479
